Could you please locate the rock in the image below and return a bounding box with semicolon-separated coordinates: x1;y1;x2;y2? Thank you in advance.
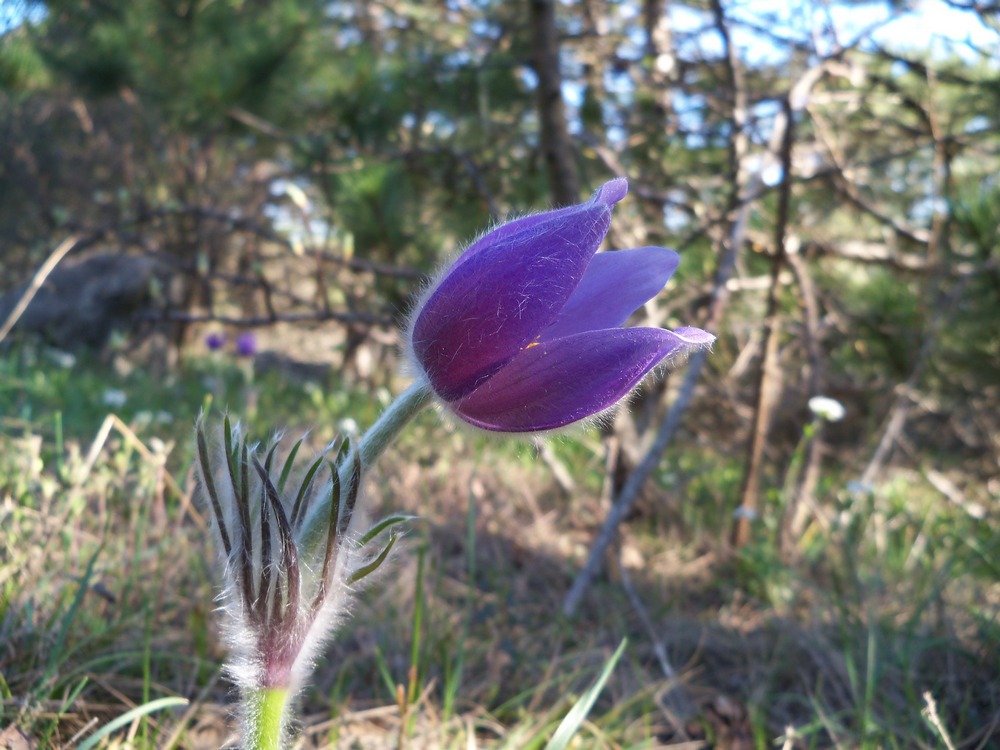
0;252;166;350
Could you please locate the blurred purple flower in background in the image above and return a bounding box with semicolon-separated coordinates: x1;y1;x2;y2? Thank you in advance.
406;178;714;432
205;332;228;351
236;332;257;358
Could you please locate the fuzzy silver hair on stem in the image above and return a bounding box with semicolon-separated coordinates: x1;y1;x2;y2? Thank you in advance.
194;415;409;748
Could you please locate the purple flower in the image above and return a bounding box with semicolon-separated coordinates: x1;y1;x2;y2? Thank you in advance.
405;178;715;432
205;332;228;351
236;332;257;358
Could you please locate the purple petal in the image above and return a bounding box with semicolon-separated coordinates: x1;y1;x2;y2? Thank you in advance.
665;326;716;346
540;247;679;342
446;178;628;277
452;326;713;432
412;181;627;401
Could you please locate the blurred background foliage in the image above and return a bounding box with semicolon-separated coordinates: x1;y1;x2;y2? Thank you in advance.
1;0;998;747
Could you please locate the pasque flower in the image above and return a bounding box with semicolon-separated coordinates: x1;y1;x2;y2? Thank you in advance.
236;331;258;358
406;178;714;432
205;331;228;351
194;418;405;749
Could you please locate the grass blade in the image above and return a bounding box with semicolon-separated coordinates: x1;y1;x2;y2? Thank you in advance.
543;638;627;750
77;696;188;750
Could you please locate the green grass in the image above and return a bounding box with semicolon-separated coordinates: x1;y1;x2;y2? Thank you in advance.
1;343;997;748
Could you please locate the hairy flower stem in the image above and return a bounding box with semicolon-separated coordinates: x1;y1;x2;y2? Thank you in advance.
298;377;432;561
244;687;289;750
356;376;434;470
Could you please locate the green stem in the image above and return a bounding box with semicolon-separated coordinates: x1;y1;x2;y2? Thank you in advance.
244;687;289;750
300;377;433;555
356;376;433;470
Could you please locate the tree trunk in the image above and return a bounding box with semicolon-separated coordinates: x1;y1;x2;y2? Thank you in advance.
528;0;579;204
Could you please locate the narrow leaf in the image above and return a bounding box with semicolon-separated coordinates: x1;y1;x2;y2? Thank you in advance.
196;420;232;556
223;415;239;492
289;454;325;528
358;515;416;547
326;433;346;462
235;438;255;616
338;453;362;538
277;437;303;494
263;438;280;476
258;467;273;623
254;457;300;626
311;461;342;614
349;534;399;584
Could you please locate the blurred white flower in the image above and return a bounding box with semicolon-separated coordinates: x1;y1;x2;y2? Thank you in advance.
45;349;77;369
808;396;845;422
102;388;127;409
